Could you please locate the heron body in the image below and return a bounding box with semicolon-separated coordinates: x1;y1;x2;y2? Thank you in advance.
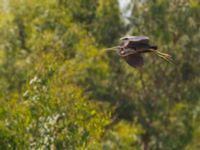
106;35;171;68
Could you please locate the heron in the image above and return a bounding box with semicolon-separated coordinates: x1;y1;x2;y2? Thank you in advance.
105;35;172;68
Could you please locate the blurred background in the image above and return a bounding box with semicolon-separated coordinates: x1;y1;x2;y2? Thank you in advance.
0;0;200;149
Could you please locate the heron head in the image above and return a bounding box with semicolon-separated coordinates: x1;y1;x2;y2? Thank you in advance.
115;47;123;55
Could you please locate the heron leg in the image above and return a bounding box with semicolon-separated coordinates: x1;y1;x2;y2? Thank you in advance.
149;49;173;63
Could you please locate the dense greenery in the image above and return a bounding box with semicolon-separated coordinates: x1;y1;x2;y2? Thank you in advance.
0;0;200;149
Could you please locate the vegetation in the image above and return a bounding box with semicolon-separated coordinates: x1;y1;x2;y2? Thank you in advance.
0;0;200;149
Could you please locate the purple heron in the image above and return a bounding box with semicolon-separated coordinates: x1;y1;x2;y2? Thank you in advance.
106;35;172;68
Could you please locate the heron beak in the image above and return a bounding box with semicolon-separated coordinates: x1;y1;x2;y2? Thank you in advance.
104;46;121;51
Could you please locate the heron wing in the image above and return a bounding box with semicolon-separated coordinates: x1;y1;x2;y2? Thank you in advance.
124;41;151;51
124;54;144;68
120;36;149;44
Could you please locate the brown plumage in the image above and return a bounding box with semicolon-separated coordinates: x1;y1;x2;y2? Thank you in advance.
106;35;172;68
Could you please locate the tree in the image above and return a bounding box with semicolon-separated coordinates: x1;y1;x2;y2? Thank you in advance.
0;0;200;149
117;0;200;149
94;0;124;46
0;0;110;149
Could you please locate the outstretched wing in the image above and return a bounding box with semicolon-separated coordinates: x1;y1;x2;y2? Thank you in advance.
120;36;149;44
124;54;144;68
121;36;150;50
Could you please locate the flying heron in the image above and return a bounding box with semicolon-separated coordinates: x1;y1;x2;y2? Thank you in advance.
105;35;172;68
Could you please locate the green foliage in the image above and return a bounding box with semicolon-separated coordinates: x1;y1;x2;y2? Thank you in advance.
0;0;111;149
94;0;124;46
125;0;200;149
0;0;200;150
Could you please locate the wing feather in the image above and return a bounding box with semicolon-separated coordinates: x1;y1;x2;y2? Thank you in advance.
120;36;149;44
124;54;144;68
